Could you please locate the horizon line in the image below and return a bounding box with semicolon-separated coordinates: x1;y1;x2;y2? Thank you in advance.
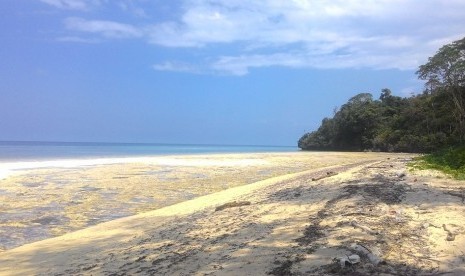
0;140;296;148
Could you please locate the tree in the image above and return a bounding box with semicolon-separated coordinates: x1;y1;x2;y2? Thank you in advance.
298;39;465;153
417;37;465;141
332;93;380;150
380;88;392;103
298;117;336;150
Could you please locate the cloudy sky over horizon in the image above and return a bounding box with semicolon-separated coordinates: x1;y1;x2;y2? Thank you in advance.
1;0;464;145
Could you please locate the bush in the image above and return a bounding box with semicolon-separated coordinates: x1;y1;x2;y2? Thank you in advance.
414;146;465;179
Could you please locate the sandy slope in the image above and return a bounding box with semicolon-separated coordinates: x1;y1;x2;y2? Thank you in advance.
1;155;464;275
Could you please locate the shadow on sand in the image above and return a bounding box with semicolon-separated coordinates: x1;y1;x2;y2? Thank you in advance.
1;158;465;275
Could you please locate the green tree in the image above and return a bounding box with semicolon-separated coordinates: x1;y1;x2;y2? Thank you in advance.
417;37;465;141
298;38;465;153
332;93;380;150
298;117;336;150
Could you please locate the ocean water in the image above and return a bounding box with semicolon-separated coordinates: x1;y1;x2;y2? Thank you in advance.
0;141;297;162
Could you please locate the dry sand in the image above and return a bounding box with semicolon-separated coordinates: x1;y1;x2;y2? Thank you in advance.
0;152;464;275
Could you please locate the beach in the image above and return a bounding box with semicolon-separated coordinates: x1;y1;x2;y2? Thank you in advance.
1;152;464;275
0;151;378;251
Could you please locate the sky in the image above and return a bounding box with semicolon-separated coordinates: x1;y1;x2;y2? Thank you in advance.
1;1;464;146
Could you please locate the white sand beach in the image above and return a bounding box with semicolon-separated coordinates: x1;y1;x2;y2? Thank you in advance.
0;151;381;251
1;152;464;275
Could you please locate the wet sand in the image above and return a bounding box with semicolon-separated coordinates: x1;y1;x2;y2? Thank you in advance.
1;152;464;275
0;151;381;251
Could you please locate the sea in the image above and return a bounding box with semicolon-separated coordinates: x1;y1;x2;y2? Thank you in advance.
0;141;297;162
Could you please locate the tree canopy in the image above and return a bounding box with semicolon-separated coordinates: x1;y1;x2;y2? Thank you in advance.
417;37;465;141
299;37;465;153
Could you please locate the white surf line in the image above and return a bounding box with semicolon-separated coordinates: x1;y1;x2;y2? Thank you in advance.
0;155;270;180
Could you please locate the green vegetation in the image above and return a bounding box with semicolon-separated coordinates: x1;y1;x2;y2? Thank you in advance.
410;147;465;179
299;36;465;153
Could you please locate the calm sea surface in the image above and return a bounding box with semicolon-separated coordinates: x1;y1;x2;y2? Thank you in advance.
0;141;297;162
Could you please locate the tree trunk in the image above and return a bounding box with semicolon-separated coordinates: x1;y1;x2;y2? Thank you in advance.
450;86;465;143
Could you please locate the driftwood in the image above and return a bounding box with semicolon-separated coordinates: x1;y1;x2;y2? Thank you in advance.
351;220;380;235
423;222;441;229
342;212;378;217
442;224;457;241
215;201;251;212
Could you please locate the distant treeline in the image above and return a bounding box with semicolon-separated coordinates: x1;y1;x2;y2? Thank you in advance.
298;37;465;153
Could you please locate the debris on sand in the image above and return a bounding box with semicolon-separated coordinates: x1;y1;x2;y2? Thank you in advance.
215;201;251;211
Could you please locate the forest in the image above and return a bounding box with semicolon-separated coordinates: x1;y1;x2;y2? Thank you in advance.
298;37;465;154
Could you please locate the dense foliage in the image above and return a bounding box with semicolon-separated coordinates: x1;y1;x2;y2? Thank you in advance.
299;37;465;153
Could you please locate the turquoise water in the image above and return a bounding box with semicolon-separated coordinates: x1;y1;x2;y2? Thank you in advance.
0;141;296;161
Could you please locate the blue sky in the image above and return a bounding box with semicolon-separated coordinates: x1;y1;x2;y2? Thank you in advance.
1;0;464;146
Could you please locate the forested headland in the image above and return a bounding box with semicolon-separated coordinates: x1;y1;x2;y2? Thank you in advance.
298;37;465;154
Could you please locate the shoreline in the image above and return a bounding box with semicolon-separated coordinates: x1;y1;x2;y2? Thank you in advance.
0;153;276;180
0;151;388;252
2;153;463;275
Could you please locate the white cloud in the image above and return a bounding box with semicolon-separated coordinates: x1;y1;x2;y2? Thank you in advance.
147;22;200;47
56;36;100;43
210;44;427;76
212;53;305;76
117;0;147;18
52;0;465;74
40;0;100;10
65;17;142;39
145;0;465;74
153;61;200;74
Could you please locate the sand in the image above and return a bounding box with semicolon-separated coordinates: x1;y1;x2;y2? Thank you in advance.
0;152;464;275
0;151;379;251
